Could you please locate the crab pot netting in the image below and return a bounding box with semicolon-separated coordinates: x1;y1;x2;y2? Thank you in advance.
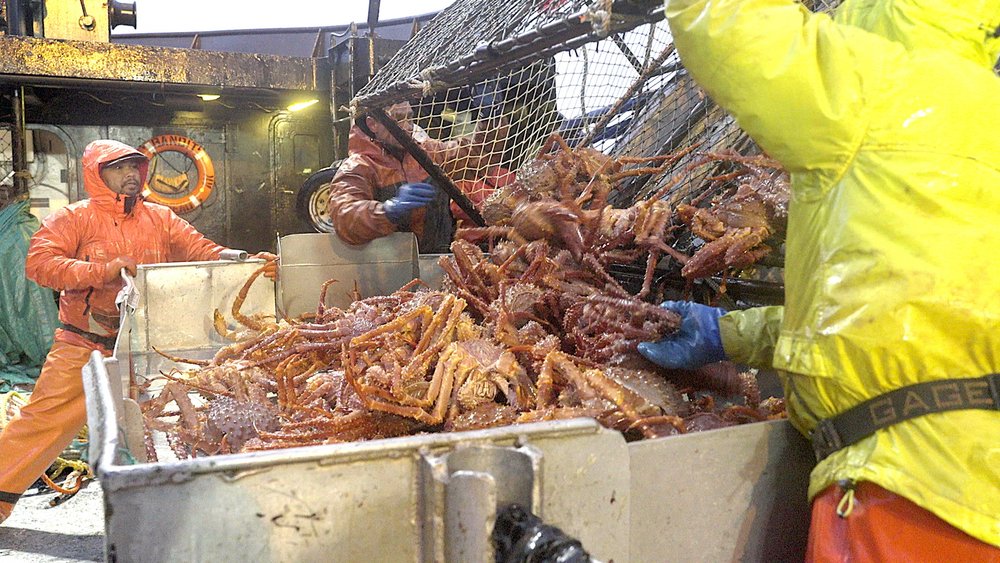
354;0;844;208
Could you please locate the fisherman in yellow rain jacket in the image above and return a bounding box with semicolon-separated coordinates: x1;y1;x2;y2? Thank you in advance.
638;0;1000;558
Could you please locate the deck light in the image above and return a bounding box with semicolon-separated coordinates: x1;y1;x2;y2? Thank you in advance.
287;99;319;112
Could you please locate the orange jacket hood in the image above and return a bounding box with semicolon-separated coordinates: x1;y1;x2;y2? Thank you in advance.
346;125;411;168
347;126;380;154
82;140;150;216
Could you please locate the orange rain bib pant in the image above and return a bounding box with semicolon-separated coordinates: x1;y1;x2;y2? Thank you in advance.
807;481;1000;562
0;340;97;522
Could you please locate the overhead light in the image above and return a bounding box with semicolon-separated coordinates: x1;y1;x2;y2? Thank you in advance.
197;94;221;101
287;99;319;112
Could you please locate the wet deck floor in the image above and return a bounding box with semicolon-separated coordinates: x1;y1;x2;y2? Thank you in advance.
0;481;103;562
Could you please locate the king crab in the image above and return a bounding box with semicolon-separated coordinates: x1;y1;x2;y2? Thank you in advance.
674;151;789;280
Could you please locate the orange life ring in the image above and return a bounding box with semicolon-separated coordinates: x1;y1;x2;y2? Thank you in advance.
138;134;215;213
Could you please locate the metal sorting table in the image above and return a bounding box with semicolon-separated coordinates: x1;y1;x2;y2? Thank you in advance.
83;237;814;562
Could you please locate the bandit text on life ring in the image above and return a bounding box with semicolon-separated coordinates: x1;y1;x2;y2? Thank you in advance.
138;134;215;213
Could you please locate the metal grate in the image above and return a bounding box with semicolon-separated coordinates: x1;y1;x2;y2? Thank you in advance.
0;123;14;211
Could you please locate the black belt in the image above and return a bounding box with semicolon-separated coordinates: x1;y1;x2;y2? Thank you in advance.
60;323;117;349
811;373;1000;461
0;490;20;504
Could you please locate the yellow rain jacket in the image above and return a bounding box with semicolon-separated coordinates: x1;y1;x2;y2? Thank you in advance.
665;0;1000;546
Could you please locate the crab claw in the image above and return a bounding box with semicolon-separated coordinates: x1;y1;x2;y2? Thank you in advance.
561;223;585;260
510;200;584;257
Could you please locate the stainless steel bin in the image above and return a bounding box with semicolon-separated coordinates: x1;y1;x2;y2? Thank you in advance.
83;258;814;562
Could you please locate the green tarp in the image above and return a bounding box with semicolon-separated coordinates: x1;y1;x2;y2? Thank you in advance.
0;200;60;391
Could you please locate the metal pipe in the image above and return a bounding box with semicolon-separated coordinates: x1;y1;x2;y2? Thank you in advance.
354;14;592;109
368;108;485;227
330;78;343;157
367;0;381;35
359;31;588;111
610;33;644;74
0;74;308;100
10;85;28;197
348;23;359;100
219;249;250;261
367;0;381;81
5;0;29;36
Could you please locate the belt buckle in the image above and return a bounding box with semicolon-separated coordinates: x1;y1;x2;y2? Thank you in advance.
810;419;843;462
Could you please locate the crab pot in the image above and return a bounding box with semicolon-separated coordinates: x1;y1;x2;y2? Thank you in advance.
82;255;814;562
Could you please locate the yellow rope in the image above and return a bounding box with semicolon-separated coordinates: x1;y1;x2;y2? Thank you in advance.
49;457;91;477
44;458;93;495
0;391;29;429
836;485;856;518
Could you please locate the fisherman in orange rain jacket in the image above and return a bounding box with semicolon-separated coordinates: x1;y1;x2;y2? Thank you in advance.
0;139;274;523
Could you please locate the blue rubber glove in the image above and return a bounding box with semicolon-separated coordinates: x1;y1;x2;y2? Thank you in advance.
637;301;727;369
383;183;437;224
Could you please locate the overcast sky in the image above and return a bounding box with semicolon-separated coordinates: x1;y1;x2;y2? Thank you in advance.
114;0;455;34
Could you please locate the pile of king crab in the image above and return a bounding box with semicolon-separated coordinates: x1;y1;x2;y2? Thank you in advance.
140;135;789;461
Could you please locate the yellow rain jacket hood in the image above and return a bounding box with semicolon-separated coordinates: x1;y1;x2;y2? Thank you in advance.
665;0;1000;546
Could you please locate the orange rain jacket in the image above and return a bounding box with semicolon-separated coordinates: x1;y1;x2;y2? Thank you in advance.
327;124;498;253
25;140;227;350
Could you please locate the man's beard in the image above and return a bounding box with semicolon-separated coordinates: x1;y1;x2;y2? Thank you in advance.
123;194;138;214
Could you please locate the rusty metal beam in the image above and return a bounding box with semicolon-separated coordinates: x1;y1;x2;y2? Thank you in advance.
0;35;325;93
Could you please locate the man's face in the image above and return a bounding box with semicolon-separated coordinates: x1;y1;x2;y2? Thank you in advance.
365;102;415;148
100;158;145;196
366;115;414;149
